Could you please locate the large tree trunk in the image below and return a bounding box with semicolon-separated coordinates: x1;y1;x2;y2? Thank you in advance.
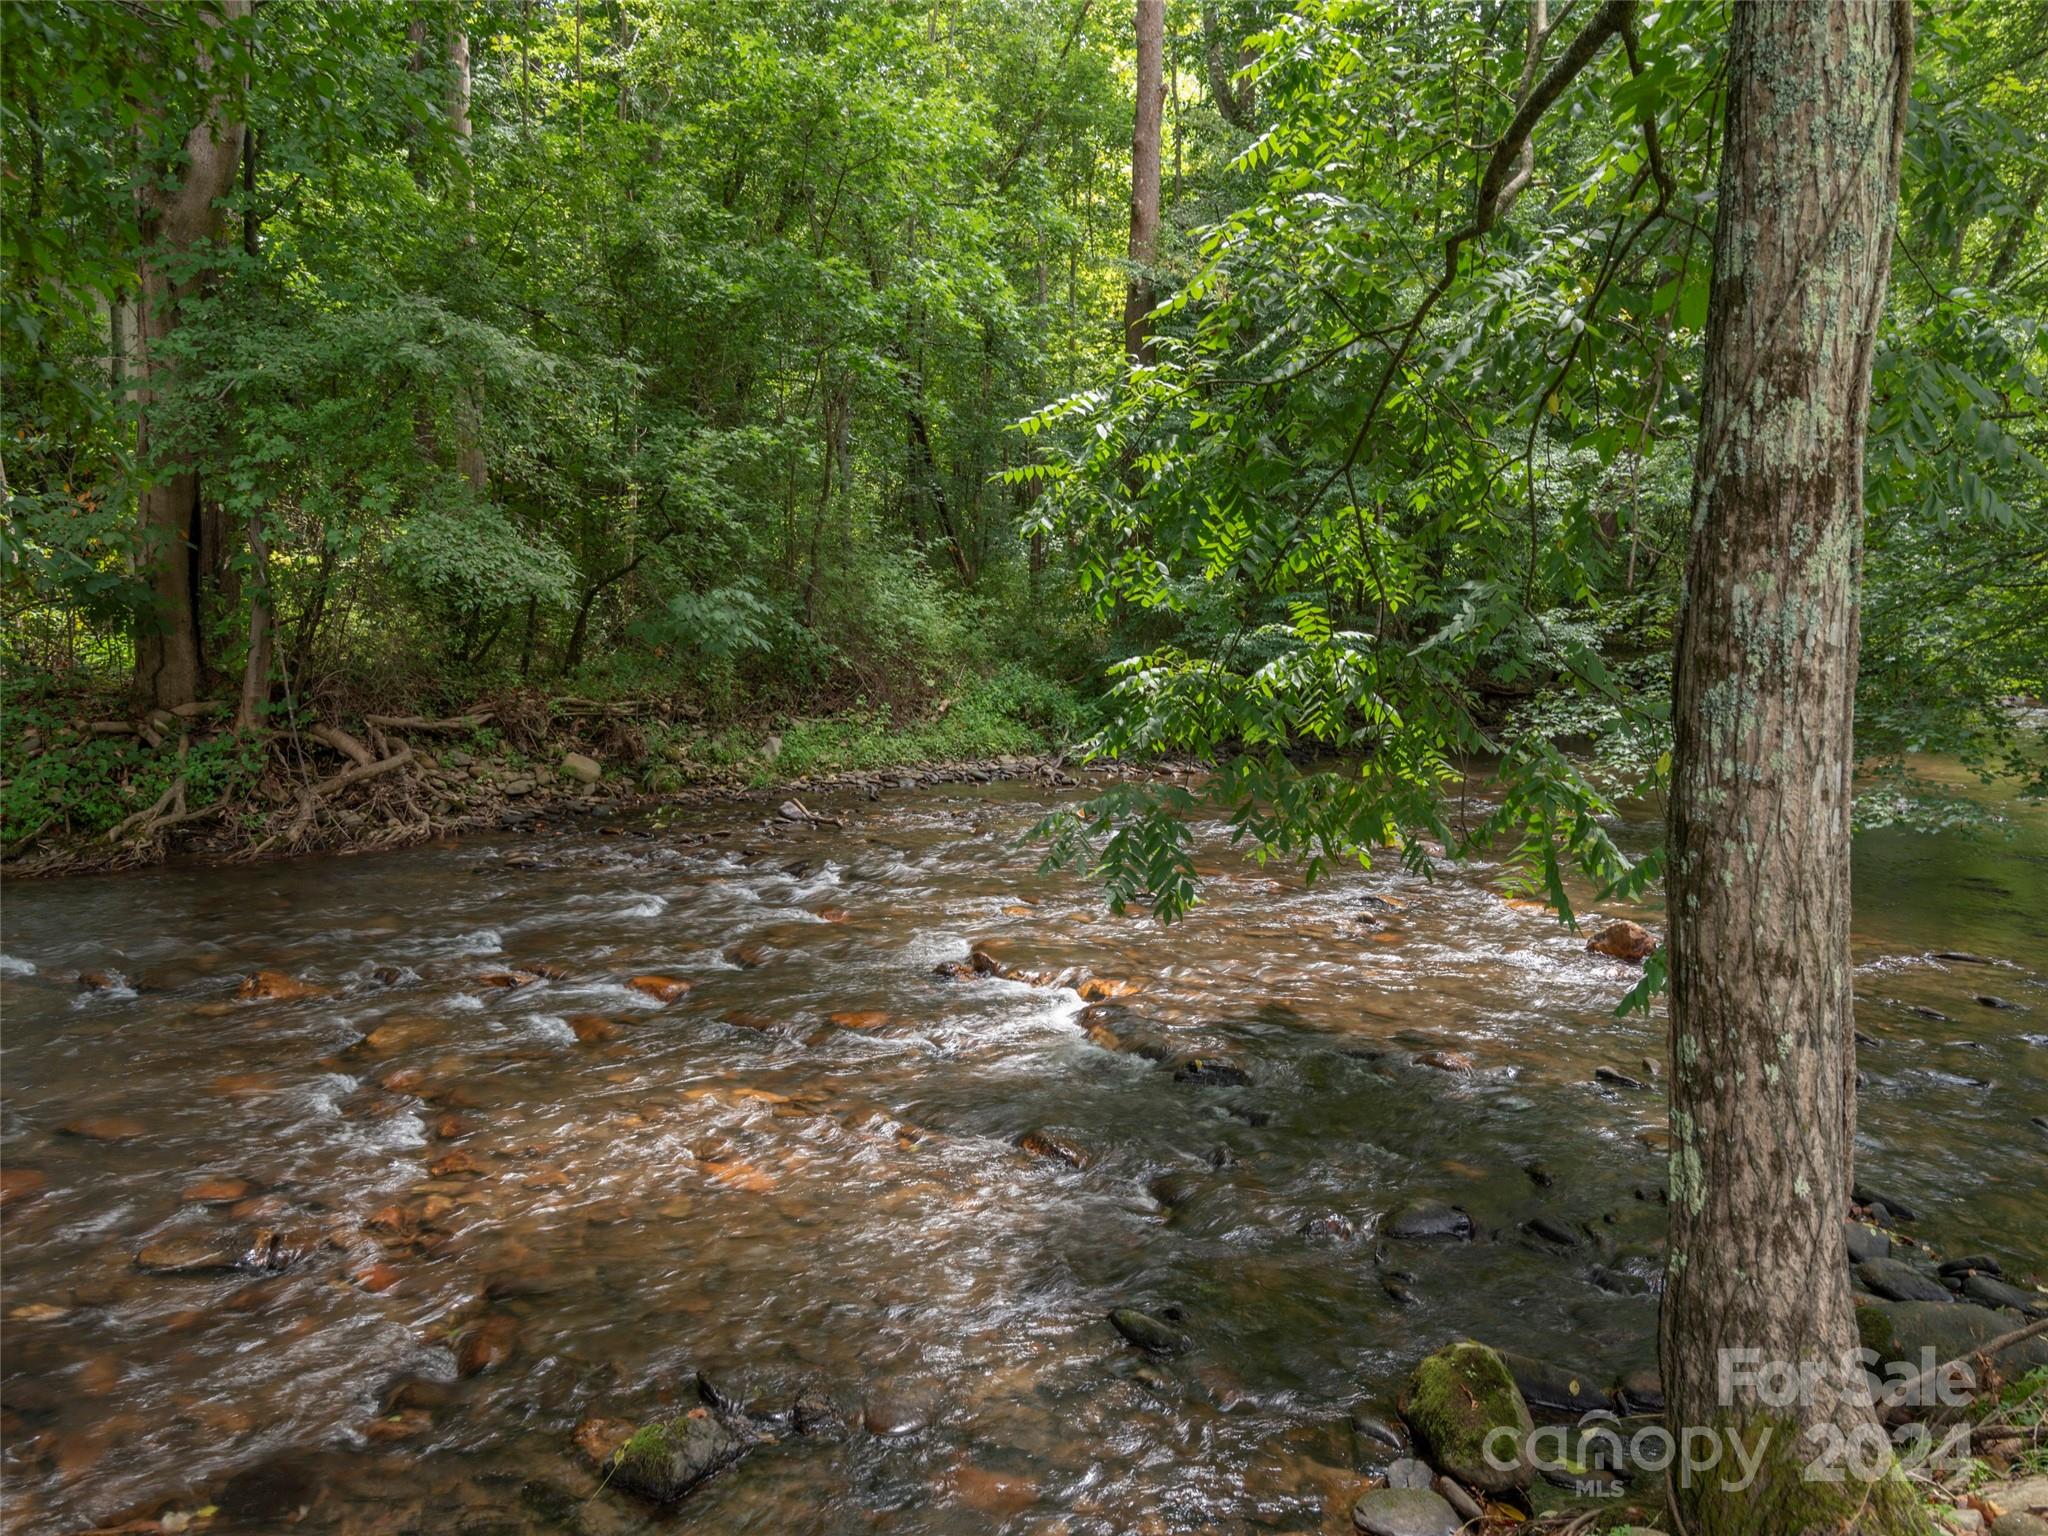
1661;5;1919;1535
132;1;251;710
1122;0;1164;364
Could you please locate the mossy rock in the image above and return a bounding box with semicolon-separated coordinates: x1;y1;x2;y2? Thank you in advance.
1855;1300;1898;1360
1398;1340;1535;1494
605;1410;746;1503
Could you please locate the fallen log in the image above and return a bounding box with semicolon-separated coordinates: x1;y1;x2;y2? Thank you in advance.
309;724;376;768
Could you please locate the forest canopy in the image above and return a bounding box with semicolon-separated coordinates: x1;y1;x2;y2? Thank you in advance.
1;0;2043;856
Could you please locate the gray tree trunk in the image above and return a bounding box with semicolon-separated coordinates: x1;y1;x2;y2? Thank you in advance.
1661;4;1922;1534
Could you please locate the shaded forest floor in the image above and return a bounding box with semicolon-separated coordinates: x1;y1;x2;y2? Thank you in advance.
0;681;1098;880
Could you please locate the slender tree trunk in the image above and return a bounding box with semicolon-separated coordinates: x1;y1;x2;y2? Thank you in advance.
132;0;252;710
235;509;274;731
1200;0;1255;128
1123;0;1164;364
1662;6;1921;1535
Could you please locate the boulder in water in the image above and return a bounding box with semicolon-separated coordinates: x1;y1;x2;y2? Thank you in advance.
1109;1306;1191;1356
603;1410;747;1503
1586;920;1657;962
1171;1055;1250;1087
1384;1200;1473;1242
1398;1340;1534;1494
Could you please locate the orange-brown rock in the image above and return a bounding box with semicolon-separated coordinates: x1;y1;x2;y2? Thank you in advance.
353;1262;401;1293
1415;1050;1474;1074
828;1009;892;1030
477;969;541;989
627;974;691;1003
1015;1130;1091;1169
812;906;851;923
1587;919;1658;962
238;969;324;1002
725;940;771;968
60;1116;147;1142
456;1312;520;1376
428;1149;485;1179
0;1168;48;1208
573;1416;636;1467
700;1157;774;1192
432;1114;471;1141
180;1177;255;1204
1076;976;1140;1002
566;1013;619;1044
210;1072;280;1096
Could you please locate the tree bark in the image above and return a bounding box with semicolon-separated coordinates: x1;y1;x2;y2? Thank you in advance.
132;1;252;710
234;509;274;731
1123;0;1164;364
1661;5;1920;1534
1200;1;1255;129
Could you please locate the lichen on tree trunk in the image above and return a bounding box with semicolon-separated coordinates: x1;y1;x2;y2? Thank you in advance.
1661;3;1923;1533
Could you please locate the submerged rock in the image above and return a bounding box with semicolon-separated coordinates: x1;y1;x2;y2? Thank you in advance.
0;1168;48;1208
1384;1200;1472;1242
1015;1129;1091;1169
627;974;692;1003
60;1115;147;1142
1171;1056;1251;1087
135;1235;245;1275
456;1313;521;1376
238;969;324;1002
1109;1306;1191;1356
1350;1485;1462;1536
1399;1340;1534;1494
862;1392;933;1437
603;1410;747;1503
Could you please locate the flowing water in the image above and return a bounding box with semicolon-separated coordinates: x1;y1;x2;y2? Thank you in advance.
1;763;2042;1535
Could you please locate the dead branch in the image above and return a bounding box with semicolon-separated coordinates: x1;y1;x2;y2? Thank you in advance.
364;712;492;732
